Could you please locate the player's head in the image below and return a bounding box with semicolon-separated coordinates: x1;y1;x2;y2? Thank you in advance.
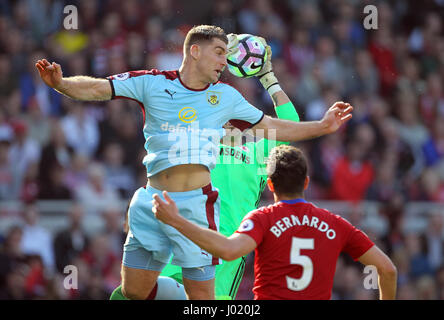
266;145;309;198
183;25;228;83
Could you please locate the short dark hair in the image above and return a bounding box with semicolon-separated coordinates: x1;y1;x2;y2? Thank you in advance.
266;145;308;196
183;25;228;52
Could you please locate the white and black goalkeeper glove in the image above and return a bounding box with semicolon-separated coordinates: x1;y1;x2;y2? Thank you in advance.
227;33;239;56
255;37;281;95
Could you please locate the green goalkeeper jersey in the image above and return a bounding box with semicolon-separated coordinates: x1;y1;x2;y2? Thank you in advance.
213;138;276;236
212;102;300;238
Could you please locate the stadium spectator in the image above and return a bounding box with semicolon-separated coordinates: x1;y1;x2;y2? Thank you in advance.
0;263;29;300
0;53;18;97
314;35;347;95
368;28;398;96
102;142;136;198
38;120;73;191
405;232;433;279
74;162;120;216
416;275;438;300
8;120;41;194
100;206;126;258
19;204;55;271
0;127;20;200
0;226;26;296
329;124;375;202
20;97;51;148
38;163;72;200
283;27;315;77
64;152;90;191
419;72;444;127
422;212;444;271
77;269;109;300
345;50;379;97
80;234;118;280
19;162;39;203
53;203;89;274
60;102;100;158
308;132;345;198
422;116;444;168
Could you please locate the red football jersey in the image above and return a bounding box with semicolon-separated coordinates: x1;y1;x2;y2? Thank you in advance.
235;199;374;300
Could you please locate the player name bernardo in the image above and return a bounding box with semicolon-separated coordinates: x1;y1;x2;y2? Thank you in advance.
270;214;336;240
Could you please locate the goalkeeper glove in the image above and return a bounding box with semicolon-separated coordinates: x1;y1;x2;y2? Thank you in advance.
227;33;239;56
255;37;281;96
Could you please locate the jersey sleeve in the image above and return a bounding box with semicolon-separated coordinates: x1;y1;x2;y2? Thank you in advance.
107;71;152;103
275;101;300;123
235;210;267;246
228;89;264;131
338;216;375;261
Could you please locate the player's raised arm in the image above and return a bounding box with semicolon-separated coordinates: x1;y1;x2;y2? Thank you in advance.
35;59;112;101
251;102;352;142
241;36;352;142
152;191;257;261
357;245;397;300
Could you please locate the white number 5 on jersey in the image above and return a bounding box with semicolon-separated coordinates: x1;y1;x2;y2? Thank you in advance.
286;237;314;291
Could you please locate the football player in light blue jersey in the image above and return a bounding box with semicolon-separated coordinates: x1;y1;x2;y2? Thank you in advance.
36;25;353;300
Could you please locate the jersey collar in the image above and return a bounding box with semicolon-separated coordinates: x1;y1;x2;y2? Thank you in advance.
177;70;210;91
280;198;307;204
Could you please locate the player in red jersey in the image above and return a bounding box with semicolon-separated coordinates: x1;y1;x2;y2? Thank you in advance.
152;145;397;300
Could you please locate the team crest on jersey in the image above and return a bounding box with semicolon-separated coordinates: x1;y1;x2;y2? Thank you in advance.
114;72;130;81
207;91;221;106
238;219;254;232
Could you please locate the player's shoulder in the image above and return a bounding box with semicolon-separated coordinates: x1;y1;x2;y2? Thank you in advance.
212;80;240;93
240;205;275;232
108;69;178;81
243;204;272;221
309;202;355;229
250;202;283;218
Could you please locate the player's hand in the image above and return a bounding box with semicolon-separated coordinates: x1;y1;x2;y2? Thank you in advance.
255;37;273;77
320;102;353;134
152;191;180;226
227;33;239;56
254;37;279;91
35;59;63;89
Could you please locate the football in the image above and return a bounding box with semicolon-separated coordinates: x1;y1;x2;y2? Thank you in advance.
227;34;267;78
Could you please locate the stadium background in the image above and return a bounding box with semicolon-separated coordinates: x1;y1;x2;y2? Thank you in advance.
0;0;443;300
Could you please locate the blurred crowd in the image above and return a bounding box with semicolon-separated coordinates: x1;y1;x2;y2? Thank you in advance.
0;0;444;300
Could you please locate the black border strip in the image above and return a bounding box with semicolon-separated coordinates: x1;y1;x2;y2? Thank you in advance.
108;78;116;99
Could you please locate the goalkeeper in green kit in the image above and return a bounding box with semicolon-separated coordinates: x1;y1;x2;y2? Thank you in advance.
110;35;300;300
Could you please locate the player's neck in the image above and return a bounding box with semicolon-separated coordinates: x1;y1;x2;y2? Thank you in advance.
178;64;209;90
273;193;304;203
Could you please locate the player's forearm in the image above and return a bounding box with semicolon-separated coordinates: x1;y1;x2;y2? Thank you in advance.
270;90;290;107
358;246;397;300
168;216;238;261
377;267;397;300
253;116;329;142
55;76;112;101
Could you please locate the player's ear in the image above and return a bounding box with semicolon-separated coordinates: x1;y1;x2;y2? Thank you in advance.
303;176;310;191
190;44;200;60
267;178;275;193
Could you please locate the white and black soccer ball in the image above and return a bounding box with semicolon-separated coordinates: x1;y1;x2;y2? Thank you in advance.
227;34;267;78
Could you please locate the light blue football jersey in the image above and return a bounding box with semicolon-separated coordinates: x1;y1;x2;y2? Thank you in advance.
107;69;264;177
